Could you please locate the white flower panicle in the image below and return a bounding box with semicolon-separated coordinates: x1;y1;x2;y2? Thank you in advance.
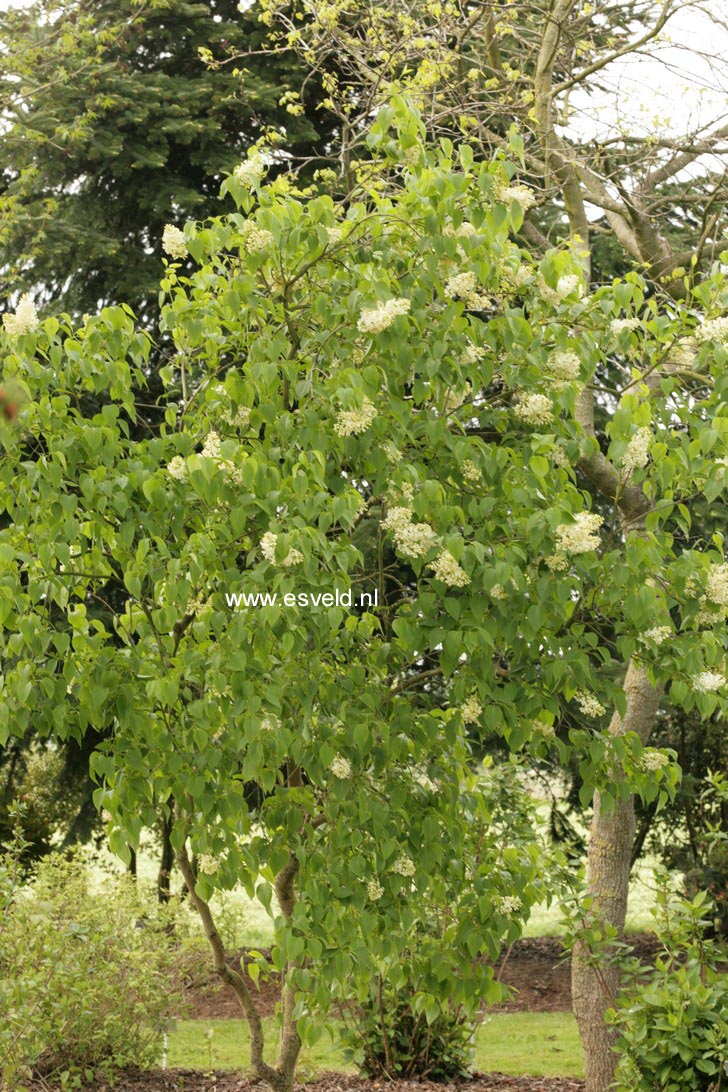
234;153;266;187
429;550;470;587
334;397;378;436
462;459;481;483
240;221;274;252
622;427;653;474
393;855;416;877
532;720;556;740
461;341;486;366
326;225;344;244
162;224;187;260
445;272;478;300
669;339;697;369
381;506;438;558
640;626;672;646
3;293;39;336
692;671;726;694
575;690;607;717
546;349;581;382
366;878;384;901
555;511;603;556
495;181;536;213
514;393;554;426
695;316;728;344
260;531;303;567
461;694;482;724
489;583;508;600
330;754;352;779
357;298;410;334
495;894;522;914
706;563;728;607
539;274;583;306
167;455;188;481
639;750;669;772
223;404;251;430
201;431;222;460
610;318;641;335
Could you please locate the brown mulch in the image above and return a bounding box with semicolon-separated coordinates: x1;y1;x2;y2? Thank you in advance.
186;935;662;1020
24;1072;584;1092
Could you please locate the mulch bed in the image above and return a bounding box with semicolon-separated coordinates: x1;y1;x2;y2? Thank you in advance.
25;1071;585;1092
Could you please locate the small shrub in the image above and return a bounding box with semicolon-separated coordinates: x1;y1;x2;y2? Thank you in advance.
342;979;474;1081
0;847;185;1087
608;887;728;1092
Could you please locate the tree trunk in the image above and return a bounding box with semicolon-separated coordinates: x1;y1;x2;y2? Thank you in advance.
571;662;663;1092
157;809;174;904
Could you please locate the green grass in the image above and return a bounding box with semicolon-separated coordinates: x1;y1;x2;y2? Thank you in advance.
164;1013;584;1079
475;1013;584;1077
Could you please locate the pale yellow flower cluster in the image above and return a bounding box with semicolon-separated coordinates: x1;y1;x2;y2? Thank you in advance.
532;720;556;740
555;512;603;556
357;298;410;334
3;293;39;336
461;694;482;724
574;690;606;717
234;153;266;187
366;878;384;901
695;316;728;344
462;459;481;483
429;550;470;587
610;318;641;335
260;531;303;567
706;563;728;607
640;626;672;646
622;427;653;474
240;221;274;252
162;224;187;260
381;505;438;558
539;275;583;306
514;393;554;426
392;855;416;877
494;179;536;213
461;341;486;366
545;349;581;382
167;455;187;481
330;754;352;779
334;397;378;437
639;750;669;772
495;894;522;914
692;670;726;693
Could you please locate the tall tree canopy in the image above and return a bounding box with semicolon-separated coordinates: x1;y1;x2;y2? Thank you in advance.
2;101;728;1091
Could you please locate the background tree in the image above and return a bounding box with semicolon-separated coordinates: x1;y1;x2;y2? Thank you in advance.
0;0;338;320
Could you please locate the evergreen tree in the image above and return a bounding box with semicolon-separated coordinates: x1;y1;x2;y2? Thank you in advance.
0;0;337;319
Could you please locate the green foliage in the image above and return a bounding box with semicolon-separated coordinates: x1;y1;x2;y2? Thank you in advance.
337;761;546;1079
3;97;728;1083
345;984;474;1081
0;848;184;1087
608;885;728;1092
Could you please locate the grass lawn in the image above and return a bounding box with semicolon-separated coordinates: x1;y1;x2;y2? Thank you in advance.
164;1013;584;1079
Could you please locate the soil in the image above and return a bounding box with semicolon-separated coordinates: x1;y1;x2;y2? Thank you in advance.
25;1072;585;1092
